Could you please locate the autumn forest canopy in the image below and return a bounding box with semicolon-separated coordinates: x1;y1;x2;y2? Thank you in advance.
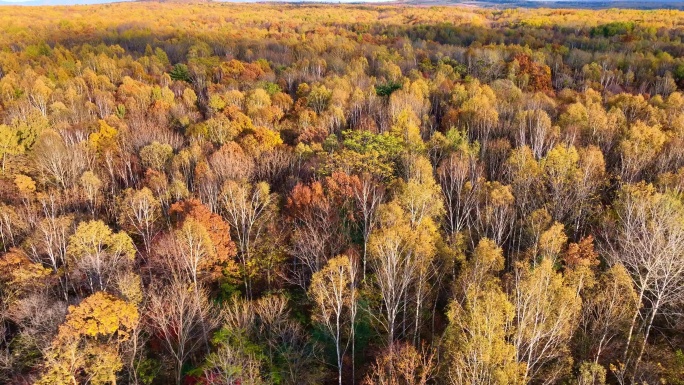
2;2;684;384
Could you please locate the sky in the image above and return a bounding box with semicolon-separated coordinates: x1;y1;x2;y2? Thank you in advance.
0;0;136;4
0;0;403;4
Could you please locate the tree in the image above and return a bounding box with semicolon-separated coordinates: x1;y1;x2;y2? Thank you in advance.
245;88;271;118
147;279;216;385
203;343;264;385
505;145;543;235
220;180;275;299
604;183;684;383
513;54;552;93
239;127;283;159
444;239;523;385
351;174;385;280
286;177;352;289
27;212;74;300
437;147;481;237
368;201;416;346
32;129;85;189
169;199;238;285
88;120;123;191
169;63;191;82
363;343;436;385
472;181;515;247
139;141;173;171
210;143;255;183
538;144;606;234
0;124;22;173
0;247;52;292
512;251;582;384
326;130;403;181
174;218;220;287
576;361;607;385
578;263;637;366
158;200;236;362
514;109;557;159
118;187;162;257
389;108;424;156
37;292;139;385
28;76;54;117
458;83;499;153
308;84;332;114
619;121;667;182
395;156;443;343
67;220;136;293
308;255;359;385
80;171;103;217
0;203;29;252
215;295;324;385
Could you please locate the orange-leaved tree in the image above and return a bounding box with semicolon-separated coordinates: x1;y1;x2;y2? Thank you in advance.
169;198;238;286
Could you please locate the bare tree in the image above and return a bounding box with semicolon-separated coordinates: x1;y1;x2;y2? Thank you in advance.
438;151;480;237
218;295;324;385
118;187;162;257
515;109;557;159
579;264;638;365
604;183;684;384
32;130;86;189
27;214;73;300
308;255;359;385
368;202;416;346
352;174;384;280
512;257;582;384
287;180;349;290
204;343;264;385
147;279;217;385
220;180;274;299
0;204;28;252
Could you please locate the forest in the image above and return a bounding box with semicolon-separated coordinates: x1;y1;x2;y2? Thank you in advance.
0;2;684;384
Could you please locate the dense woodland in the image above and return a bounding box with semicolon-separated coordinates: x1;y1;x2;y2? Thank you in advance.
1;2;684;384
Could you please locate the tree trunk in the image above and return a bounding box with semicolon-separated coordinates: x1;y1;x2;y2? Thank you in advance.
630;297;660;384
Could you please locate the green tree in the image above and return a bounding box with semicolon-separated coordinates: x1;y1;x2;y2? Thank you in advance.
139;141;173;171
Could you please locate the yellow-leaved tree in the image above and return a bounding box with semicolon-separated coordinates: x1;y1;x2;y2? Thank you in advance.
37;292;139;385
444;238;525;385
308;255;359;385
67;220;136;293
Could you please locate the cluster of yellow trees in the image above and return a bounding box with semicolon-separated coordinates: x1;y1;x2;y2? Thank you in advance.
1;2;684;385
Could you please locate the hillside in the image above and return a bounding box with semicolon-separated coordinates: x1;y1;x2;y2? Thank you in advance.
1;3;684;385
